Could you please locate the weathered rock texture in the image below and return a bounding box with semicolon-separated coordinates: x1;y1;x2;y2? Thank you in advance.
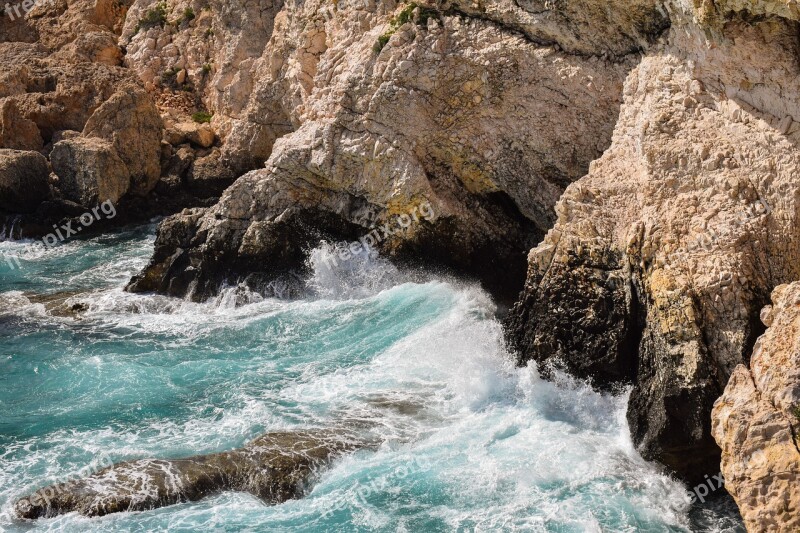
0;149;50;212
712;283;800;532
14;429;367;519
0;0;187;232
506;0;800;485
126;0;669;302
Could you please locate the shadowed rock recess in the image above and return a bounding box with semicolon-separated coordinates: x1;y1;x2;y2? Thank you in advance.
14;430;369;519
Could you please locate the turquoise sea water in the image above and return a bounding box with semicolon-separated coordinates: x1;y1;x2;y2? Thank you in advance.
0;225;743;532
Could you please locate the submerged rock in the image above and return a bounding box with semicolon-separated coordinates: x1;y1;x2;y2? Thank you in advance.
712;283;800;532
14;430;370;519
25;291;89;319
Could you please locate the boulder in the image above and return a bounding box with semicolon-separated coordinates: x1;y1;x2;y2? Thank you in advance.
82;85;163;196
0;149;50;212
50;137;130;206
165;122;215;148
61;31;123;66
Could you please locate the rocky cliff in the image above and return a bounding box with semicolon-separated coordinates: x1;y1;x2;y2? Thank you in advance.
506;0;800;487
713;283;800;531
3;0;800;527
123;0;669;302
0;0;235;237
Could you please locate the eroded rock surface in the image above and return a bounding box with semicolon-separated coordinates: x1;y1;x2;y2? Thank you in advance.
5;0;799;525
712;283;800;532
126;0;669;302
506;0;800;483
14;430;368;519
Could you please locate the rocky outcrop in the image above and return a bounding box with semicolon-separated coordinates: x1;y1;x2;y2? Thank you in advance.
712;283;800;532
445;0;670;56
119;0;669;179
0;0;198;231
126;0;669;302
14;429;368;519
48;84;163;206
0;99;43;151
0;0;134;211
506;0;800;484
81;85;163;196
0;150;50;212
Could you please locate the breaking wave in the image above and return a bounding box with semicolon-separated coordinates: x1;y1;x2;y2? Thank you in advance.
0;226;742;531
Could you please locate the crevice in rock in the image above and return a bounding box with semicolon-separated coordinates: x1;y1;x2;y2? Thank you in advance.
441;4;672;61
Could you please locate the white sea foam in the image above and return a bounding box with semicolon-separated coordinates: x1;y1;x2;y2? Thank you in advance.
0;239;742;532
306;242;407;300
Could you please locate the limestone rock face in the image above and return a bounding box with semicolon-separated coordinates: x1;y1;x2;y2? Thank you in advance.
120;0;290;175
445;0;670;56
119;0;668;180
0;0;163;217
0;44;130;143
164;121;215;148
0;150;50;212
506;1;800;483
127;0;669;302
713;283;800;532
0;99;43;151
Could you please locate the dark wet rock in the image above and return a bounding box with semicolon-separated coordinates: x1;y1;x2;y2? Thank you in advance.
185;148;237;198
504;244;640;388
14;430;370;519
126;205;368;301
25;291;89;318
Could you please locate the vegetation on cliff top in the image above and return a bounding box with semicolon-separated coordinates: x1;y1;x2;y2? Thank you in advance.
135;0;168;33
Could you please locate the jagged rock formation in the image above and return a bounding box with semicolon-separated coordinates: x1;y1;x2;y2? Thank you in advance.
712;283;800;532
119;0;669;176
50;84;163;205
125;0;669;302
506;0;800;485
14;429;368;519
0;0;137;155
0;0;232;237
